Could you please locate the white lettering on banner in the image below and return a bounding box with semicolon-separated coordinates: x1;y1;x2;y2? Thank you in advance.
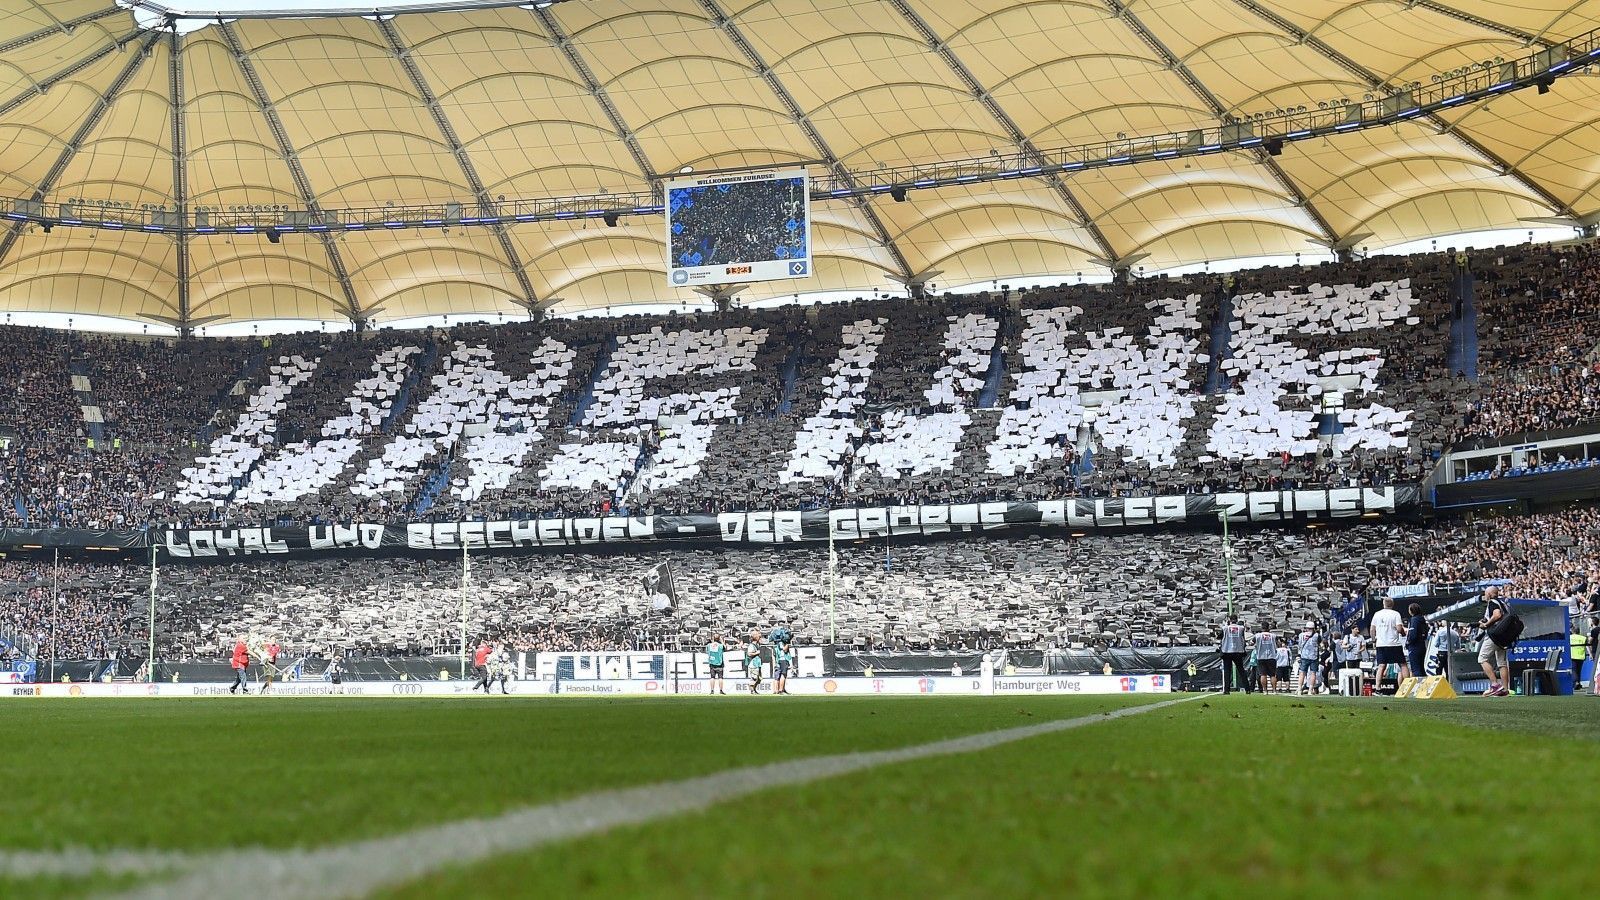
1330;487;1365;517
719;511;803;544
532;652;667;682
1295;491;1329;515
141;487;1415;561
1361;487;1397;514
307;524;385;551
163;528;289;558
406;516;653;550
990;674;1172;694
1155;496;1186;523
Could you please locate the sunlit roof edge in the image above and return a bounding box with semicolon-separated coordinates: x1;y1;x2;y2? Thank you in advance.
120;0;570;21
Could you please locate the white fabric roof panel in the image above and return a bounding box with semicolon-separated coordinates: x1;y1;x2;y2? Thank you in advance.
0;0;1596;326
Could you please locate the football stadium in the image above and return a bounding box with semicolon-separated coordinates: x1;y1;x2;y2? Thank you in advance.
2;0;1599;895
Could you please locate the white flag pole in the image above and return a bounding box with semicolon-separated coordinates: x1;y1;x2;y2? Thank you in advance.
827;515;837;645
147;542;158;683
459;534;470;679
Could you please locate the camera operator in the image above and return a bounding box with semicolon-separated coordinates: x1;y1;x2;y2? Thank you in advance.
1476;587;1516;697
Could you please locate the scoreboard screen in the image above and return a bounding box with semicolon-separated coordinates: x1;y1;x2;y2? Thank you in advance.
666;167;811;288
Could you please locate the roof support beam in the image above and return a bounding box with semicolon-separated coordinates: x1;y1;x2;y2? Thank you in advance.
1231;0;1579;220
167;24;194;337
1411;2;1550;47
377;17;543;317
0;26;146;118
696;0;915;281
0;5;124;56
531;6;659;189
219;21;366;326
886;0;1119;264
0;29;161;274
1105;0;1341;246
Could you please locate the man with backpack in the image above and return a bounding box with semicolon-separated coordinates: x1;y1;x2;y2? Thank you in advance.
1477;587;1520;696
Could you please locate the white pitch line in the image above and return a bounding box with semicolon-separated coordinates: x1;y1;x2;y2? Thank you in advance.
21;695;1193;900
0;847;196;878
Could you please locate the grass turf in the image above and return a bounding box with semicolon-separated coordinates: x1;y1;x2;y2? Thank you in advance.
4;693;1596;898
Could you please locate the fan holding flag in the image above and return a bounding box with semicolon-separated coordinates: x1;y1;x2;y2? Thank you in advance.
642;562;679;614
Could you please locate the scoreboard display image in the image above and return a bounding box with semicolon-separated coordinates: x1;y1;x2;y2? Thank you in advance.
666;167;811;288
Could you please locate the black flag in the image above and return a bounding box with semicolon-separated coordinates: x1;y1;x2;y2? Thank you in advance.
642;562;678;613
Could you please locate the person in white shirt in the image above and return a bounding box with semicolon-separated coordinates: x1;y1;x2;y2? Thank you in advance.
1274;639;1291;693
1343;626;1366;676
1254;623;1278;694
1370;597;1409;694
1296;625;1321;694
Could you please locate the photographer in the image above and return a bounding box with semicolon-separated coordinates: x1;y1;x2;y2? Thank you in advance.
1476;587;1518;697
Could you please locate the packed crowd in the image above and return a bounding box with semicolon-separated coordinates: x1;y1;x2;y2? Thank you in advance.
1461;244;1600;443
0;516;1519;662
1383;506;1600;606
0;560;144;660
4;243;1600;529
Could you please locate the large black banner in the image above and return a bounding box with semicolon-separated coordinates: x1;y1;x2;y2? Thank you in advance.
1;485;1420;559
0;527;145;550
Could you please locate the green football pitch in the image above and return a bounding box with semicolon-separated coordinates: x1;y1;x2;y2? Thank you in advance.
3;693;1595;899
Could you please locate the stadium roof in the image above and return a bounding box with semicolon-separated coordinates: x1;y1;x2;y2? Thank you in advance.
1;0;1598;329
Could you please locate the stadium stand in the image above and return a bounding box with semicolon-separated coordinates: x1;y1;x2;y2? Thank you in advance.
4;506;1597;663
0;251;1492;528
1461;244;1600;443
8;244;1600;669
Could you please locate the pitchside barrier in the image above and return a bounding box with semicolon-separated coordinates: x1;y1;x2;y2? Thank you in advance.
1;674;1172;699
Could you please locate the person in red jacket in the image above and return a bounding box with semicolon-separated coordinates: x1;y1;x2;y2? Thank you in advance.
472;640;493;694
229;639;249;694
